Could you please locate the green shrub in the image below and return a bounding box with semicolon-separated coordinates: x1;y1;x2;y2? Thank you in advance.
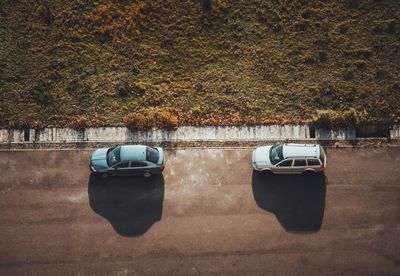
34;3;52;24
373;19;397;34
117;81;130;97
294;19;308;31
201;0;213;12
336;21;350;34
301;51;327;64
317;51;328;62
354;60;367;70
343;70;354;80
132;82;146;94
30;80;53;105
302;51;317;64
344;48;373;59
311;108;368;128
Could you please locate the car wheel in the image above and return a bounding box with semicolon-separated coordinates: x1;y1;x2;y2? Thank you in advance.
261;170;273;175
143;172;152;178
100;173;109;179
303;170;315;176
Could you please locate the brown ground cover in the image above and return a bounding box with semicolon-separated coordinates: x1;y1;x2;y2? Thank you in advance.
1;0;399;128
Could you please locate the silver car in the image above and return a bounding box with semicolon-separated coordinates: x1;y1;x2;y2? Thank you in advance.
90;145;165;178
252;143;326;174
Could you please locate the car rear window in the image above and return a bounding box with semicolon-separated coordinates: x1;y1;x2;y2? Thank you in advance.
307;159;321;166
146;147;159;163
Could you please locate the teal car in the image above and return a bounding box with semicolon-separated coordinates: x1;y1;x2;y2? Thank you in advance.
90;145;165;178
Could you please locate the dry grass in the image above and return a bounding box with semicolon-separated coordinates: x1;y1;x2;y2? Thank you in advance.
1;0;399;128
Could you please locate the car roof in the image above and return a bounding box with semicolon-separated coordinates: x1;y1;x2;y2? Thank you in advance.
282;143;320;159
120;145;147;161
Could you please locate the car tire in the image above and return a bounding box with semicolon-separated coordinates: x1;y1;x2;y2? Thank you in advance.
260;170;273;175
100;173;109;179
143;172;152;178
303;170;315;176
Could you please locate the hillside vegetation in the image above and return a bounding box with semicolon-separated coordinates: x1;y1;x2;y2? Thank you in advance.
1;0;399;128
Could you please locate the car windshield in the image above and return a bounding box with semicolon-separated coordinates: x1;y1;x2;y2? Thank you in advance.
146;147;159;163
107;146;121;166
270;144;283;165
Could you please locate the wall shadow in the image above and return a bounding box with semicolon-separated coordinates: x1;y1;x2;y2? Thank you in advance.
252;172;326;233
88;174;164;237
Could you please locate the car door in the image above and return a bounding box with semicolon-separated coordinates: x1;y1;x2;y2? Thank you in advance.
130;161;150;175
274;159;294;174
293;158;307;173
112;161;131;176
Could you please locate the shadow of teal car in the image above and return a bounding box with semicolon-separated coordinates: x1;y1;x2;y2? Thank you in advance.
90;145;165;178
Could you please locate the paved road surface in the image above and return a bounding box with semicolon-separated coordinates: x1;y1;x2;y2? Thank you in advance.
0;147;399;275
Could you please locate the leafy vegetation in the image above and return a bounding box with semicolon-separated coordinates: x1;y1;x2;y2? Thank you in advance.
124;108;178;130
1;0;399;128
310;108;368;128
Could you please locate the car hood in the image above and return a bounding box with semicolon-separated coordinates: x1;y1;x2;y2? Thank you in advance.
90;148;109;169
253;146;273;166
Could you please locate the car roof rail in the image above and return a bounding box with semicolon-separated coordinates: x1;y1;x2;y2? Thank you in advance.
285;143;317;147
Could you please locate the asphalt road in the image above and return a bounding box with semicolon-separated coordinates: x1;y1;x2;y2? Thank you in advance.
0;147;399;275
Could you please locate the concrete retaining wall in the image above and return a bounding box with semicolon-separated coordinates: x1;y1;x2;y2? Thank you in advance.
0;125;309;143
390;125;400;138
0;124;397;143
315;127;356;140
